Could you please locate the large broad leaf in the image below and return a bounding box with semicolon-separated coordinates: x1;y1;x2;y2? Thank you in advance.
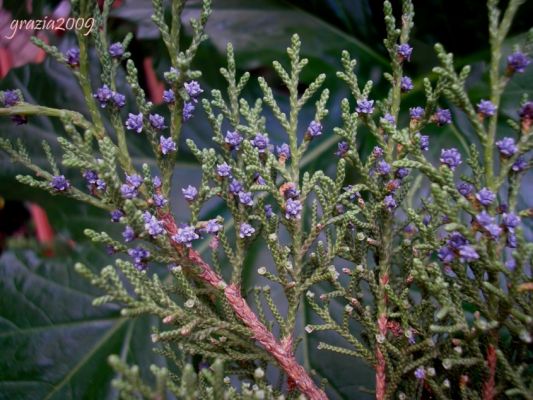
0;248;164;400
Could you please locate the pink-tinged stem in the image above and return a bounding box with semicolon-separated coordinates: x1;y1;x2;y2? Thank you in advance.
482;344;497;400
375;314;387;400
161;213;327;400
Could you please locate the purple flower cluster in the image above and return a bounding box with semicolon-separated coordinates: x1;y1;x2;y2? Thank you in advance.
285;198;302;219
216;162;232;177
229;179;242;194
238;191;254;206
120;174;143;199
356;98;374;115
381;113;396;125
511;156;527;172
475;211;502;240
110;209;124;222
372;146;384;158
83;170;106;191
400;76;413;92
184;81;203;100
239;223;255;238
477;100;496;117
335;141;349;157
125;112;143;133
396;43;413;61
163;89;175;104
172;225;199;247
109;42;124;58
2;90;20;107
149;113;166;130
128;246;150;270
440;148;462;170
277;143;291;160
384;195;396;211
307;121;323;138
376;160;391;175
433;108;452;126
122;225;135;242
143;212;164;237
182;185;198;201
204;219;222;234
153;194;167;207
409;106;424;120
94;85;125;109
160;136;176;155
507;51;530;74
457;182;474;197
475;187;496;206
50;175;70;192
416;133;429;151
225;130;243;150
65;48;80;67
438;232;479;263
251;133;270;153
495;137;518;157
183;102;195;121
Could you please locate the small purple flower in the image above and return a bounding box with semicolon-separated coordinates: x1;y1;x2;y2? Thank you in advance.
160;136;176;155
502;212;520;229
409;106;424;120
414;367;425;380
144;212;164;237
122;225;135;242
254;173;266;185
65;48;80;67
126;112;143;133
182;102;195;121
225;130;243;150
2;90;20;107
511;156;527;172
184;81;203;99
182;185;198;201
153;176;162;188
519;101;533;121
163;89;175;104
476;211;495;227
149;113;166;130
205;219;222;234
153;194;168;207
126;174;143;188
395;168;410;179
507;51;530;73
477;100;496;117
356;98;374;114
252;133;270;153
381;113;395;125
96;179;106;191
396;43;413;61
172;225;199;247
507;232;517;248
376;160;391;176
93;85;113;108
229;179;242;194
285;198;302;219
457;182;474;196
434;108;452;126
400;76;413;92
120;184;138;199
112;92;126;108
50;175;70;191
475;187;496;206
277;143;291;160
216;162;232;177
307;121;323;137
239;223;255;238
110;209;124;222
265;204;273;218
372;146;384;158
335;141;349;157
485;223;503;239
440;148;462;170
128;246;150;270
416;133;429;151
83;170;98;185
238;191;254;206
495;137;518;157
384;195;396;210
109;42;124;58
438;246;455;263
505;259;516;271
448;232;467;249
458;245;479;262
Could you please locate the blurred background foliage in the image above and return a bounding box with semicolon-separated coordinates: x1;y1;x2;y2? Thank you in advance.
0;0;531;399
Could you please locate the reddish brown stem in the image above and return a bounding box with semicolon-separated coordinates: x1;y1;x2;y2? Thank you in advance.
161;213;327;400
482;344;497;400
375;314;387;400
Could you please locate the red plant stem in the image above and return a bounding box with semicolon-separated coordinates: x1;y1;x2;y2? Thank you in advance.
376;313;387;400
482;344;497;400
161;213;327;400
